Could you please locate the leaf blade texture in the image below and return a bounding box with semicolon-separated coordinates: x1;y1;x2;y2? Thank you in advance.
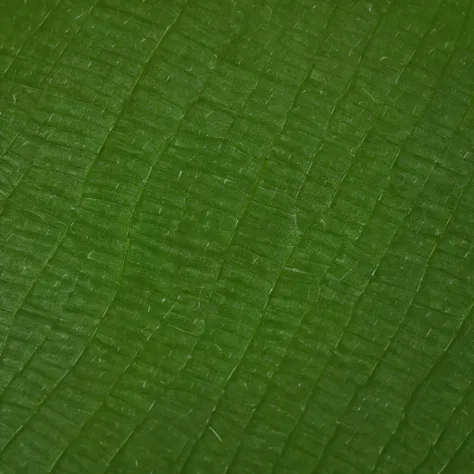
1;0;474;473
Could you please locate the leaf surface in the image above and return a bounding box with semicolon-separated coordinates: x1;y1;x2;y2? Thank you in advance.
1;0;474;473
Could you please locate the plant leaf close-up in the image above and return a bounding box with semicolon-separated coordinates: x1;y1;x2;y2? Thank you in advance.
1;0;474;473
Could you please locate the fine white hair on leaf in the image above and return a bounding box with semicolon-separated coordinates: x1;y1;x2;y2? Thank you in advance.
209;426;223;443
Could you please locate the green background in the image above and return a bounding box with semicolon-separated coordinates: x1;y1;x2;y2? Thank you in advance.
1;0;474;472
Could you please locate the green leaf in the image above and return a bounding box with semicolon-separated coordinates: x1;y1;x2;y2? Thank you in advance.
1;0;474;473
